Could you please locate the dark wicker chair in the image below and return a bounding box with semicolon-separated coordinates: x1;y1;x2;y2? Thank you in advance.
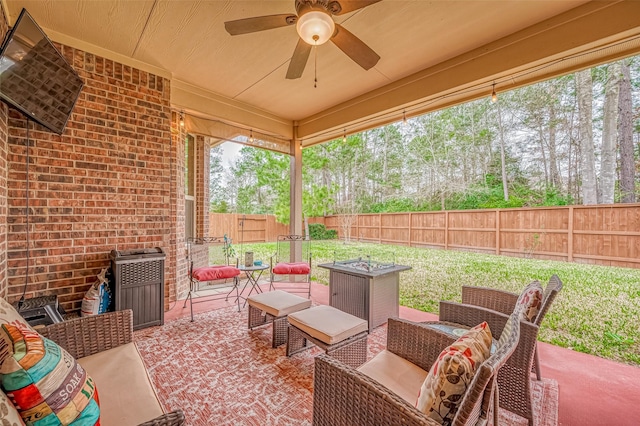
312;313;521;426
439;275;563;426
40;310;185;426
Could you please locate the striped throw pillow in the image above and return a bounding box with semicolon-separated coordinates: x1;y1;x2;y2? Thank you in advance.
0;321;100;425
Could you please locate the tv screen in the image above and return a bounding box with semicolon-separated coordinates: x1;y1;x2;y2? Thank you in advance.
0;8;83;134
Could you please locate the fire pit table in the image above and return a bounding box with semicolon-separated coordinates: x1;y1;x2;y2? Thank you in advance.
318;258;411;332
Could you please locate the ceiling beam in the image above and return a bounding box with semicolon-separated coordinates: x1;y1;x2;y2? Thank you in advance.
171;79;294;140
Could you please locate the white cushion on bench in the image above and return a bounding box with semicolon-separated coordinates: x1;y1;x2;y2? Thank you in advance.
78;342;163;426
288;305;368;344
358;349;428;405
248;290;311;317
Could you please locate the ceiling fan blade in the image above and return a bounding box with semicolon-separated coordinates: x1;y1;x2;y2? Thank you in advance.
331;24;380;70
286;39;312;79
330;0;382;15
224;14;297;35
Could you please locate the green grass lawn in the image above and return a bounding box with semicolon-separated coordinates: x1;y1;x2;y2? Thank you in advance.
241;240;640;366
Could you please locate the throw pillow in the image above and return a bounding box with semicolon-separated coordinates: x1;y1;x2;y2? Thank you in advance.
517;280;543;322
0;322;100;425
415;322;492;423
1;297;37;367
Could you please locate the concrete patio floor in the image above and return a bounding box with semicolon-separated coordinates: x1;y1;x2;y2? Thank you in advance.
166;281;640;426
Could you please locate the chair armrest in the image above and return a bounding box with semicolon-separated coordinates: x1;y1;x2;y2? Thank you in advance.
39;310;133;359
138;410;185;426
439;301;512;340
386;317;456;372
313;354;439;426
461;285;519;315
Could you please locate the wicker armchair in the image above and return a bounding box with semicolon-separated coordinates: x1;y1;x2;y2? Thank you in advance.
313;314;521;426
40;310;185;426
459;275;563;380
438;275;563;426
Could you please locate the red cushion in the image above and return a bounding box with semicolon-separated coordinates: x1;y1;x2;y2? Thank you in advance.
273;262;310;275
192;266;240;281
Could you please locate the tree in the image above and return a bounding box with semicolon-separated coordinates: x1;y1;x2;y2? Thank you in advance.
209;145;226;211
496;100;509;201
600;63;621;204
618;59;636;203
576;69;598;204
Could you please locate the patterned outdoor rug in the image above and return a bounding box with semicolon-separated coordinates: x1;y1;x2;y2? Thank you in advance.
134;307;558;426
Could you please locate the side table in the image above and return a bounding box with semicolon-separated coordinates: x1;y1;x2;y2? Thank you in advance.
237;263;270;307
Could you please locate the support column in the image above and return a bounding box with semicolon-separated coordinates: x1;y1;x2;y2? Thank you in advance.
289;129;303;261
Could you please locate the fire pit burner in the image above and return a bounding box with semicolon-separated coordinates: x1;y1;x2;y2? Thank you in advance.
334;258;395;272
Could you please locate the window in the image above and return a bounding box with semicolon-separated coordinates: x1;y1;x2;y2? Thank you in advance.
185;134;195;241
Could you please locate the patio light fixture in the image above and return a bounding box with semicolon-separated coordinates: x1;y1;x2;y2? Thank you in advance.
249;129;254;143
342;129;347;143
179;111;185;127
296;10;335;46
491;82;498;103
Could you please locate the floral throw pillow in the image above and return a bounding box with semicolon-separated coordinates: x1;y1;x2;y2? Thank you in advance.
0;390;25;426
517;280;543;322
415;322;492;423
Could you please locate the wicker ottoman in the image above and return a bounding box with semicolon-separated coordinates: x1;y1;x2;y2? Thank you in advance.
286;305;369;368
247;290;312;347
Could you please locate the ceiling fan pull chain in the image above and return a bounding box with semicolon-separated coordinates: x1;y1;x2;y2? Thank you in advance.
314;41;318;88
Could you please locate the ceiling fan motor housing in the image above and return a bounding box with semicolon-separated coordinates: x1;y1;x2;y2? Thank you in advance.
295;0;336;45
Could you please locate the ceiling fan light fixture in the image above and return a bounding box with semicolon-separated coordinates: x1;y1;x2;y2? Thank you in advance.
296;10;335;45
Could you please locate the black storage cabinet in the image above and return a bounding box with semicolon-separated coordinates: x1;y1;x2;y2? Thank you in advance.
110;248;165;330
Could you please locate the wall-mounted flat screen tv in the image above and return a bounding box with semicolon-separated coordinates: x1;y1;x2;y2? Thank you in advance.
0;8;83;134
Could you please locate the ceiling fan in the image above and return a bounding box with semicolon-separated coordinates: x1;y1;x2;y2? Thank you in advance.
224;0;381;79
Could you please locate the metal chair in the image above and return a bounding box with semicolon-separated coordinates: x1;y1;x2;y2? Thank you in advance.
438;276;563;426
185;236;241;321
269;235;312;297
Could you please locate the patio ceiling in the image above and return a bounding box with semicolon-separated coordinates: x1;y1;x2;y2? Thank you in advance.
3;1;640;146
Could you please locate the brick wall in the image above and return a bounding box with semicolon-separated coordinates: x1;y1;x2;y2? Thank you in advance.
4;44;178;312
0;8;9;299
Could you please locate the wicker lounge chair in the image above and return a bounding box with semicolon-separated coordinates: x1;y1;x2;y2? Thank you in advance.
438;275;563;425
40;310;184;426
312;312;521;426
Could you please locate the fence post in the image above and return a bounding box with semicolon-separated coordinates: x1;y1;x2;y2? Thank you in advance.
495;210;500;255
408;213;412;247
379;213;382;243
444;211;449;250
568;206;574;262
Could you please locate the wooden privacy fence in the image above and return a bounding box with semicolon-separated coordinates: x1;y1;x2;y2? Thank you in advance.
208;213;288;244
313;204;640;269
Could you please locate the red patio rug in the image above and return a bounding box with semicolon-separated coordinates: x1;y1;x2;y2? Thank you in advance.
134;306;558;426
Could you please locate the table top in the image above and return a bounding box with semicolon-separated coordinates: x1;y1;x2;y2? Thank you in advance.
238;263;269;272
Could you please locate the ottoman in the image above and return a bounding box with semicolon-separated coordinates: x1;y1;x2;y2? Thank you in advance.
247;290;312;347
286;305;369;368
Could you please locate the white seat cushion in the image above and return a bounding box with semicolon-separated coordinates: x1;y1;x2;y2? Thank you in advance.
288;305;368;344
247;290;311;317
358;349;428;405
78;342;164;426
